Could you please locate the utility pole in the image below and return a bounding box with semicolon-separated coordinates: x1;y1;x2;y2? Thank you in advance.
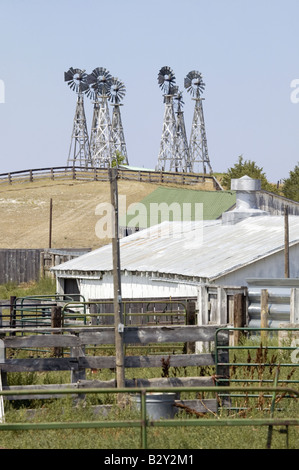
109;167;125;389
284;206;289;278
49;198;53;249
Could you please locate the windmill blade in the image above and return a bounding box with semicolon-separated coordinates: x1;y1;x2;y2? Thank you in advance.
184;70;205;97
84;74;99;100
64;68;88;93
107;77;126;104
158;66;176;95
88;67;113;96
64;67;75;82
169;85;179;95
84;85;97;100
80;81;89;93
174;90;185;110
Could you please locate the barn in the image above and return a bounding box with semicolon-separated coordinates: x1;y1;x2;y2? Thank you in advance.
51;176;299;302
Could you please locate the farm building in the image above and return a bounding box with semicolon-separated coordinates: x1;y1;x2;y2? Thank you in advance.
52;176;299;301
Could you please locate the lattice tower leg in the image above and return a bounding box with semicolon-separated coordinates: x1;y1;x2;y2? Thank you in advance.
175;110;190;172
157;95;177;171
89;99;100;166
189;98;213;174
111;104;129;164
92;97;115;168
67;93;92;168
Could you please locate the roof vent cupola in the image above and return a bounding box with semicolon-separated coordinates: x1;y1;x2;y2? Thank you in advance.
222;175;269;225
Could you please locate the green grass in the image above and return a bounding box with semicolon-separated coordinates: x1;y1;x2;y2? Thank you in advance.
1;395;298;449
0;335;298;449
0;296;298;449
0;277;56;300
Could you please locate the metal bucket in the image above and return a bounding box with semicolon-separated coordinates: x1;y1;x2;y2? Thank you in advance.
130;392;178;420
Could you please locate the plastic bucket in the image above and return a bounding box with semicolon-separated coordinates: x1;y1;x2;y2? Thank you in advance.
130;392;178;420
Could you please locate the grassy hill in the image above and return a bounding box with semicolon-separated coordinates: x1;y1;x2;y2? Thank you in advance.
0;177;215;250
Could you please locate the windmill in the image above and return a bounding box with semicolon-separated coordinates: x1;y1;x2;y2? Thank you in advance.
156;66;178;172
64;68;92;167
107;77;129;165
85;67;114;168
174;91;190;172
184;70;212;174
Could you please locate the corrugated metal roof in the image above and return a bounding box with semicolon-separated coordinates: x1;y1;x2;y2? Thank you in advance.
52;215;299;281
119;187;235;227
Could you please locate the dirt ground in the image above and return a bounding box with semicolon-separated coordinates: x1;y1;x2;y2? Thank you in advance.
0;178;213;250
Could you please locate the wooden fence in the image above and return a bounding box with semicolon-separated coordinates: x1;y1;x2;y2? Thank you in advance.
0;249;42;285
0;248;90;284
197;284;248;349
198;284;248;326
0;166;222;189
0;322;229;412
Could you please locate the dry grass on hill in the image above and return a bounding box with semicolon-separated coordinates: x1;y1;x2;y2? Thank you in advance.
0;178;213;250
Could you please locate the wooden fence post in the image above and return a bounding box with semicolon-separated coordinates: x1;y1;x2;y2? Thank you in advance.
197;285;209;326
69;332;86;402
0;337;7;422
0;372;4;423
197;285;209;352
185;301;196;353
9;296;16;336
70;335;86;391
89;303;98;326
39;251;45;278
290;288;299;324
233;293;245;345
51;306;63;357
260;289;269;344
217;287;227;325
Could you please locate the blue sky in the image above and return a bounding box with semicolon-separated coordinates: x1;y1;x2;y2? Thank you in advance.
0;0;299;182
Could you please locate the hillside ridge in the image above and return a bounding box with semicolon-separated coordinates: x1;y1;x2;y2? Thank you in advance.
0;177;215;250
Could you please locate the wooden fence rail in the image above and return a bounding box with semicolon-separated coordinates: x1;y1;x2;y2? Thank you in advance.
0;325;229;406
0;166;221;189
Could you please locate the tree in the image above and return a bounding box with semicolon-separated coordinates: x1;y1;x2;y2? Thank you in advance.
222;155;277;192
111;151;127;168
282;163;299;202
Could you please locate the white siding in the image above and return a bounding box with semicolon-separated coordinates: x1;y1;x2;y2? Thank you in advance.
78;273;199;300
70;244;299;300
214;244;299;286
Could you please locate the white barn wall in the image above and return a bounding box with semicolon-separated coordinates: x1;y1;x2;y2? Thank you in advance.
56;245;299;301
214;245;299;286
77;273;199;300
